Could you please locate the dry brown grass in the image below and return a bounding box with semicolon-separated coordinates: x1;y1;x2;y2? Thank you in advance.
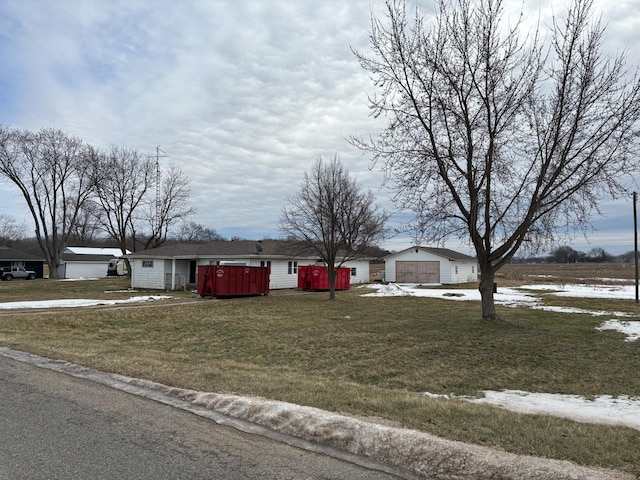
497;262;637;286
0;267;639;475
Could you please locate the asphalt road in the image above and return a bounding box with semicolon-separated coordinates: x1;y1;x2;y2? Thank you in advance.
0;355;405;480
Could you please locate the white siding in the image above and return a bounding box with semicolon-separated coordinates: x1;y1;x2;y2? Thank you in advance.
384;248;477;284
133;255;372;290
268;259;317;289
449;261;477;284
341;260;370;284
131;258;166;289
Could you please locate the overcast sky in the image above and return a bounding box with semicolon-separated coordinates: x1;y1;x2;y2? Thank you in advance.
1;0;640;254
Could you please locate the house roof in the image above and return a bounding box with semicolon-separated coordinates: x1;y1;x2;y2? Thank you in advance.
384;246;477;261
0;246;45;262
128;240;322;260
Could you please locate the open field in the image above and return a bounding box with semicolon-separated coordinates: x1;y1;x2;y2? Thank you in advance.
0;267;639;476
497;262;638;286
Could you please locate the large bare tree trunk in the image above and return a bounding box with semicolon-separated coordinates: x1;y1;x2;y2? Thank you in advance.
327;265;337;300
478;266;497;320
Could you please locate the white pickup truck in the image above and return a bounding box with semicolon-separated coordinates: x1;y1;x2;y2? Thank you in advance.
1;266;37;281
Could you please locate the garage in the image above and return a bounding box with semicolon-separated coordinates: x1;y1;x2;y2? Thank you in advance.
383;246;478;284
396;260;440;283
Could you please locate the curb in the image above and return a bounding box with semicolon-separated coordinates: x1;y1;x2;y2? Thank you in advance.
0;347;633;480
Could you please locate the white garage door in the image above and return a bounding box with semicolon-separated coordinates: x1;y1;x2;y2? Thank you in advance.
65;262;108;279
396;261;440;283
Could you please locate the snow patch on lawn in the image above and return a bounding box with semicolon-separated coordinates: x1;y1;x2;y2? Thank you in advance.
364;281;640;433
423;390;640;431
597;320;640;342
362;283;640;340
0;296;171;310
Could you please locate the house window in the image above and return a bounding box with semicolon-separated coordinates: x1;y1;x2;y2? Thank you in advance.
260;260;271;268
142;260;154;268
288;261;298;274
455;265;459;274
351;268;357;277
472;265;475;274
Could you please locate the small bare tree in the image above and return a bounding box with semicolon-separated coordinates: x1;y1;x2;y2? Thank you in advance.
0;126;96;278
353;0;640;319
281;155;388;300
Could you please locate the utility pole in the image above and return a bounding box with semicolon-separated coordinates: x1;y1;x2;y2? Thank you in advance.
154;146;167;231
635;192;638;303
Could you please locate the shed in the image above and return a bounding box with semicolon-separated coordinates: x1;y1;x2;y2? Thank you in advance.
128;240;371;291
384;246;477;284
0;246;46;278
59;247;130;279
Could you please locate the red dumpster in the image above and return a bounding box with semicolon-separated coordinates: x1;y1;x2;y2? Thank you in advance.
297;265;351;291
197;265;270;298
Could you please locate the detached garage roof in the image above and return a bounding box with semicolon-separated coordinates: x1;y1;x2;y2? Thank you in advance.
384;246;476;261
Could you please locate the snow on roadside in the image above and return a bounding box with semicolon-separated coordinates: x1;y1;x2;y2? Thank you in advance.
0;296;171;310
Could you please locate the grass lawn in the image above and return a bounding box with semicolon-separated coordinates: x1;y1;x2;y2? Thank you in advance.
0;272;639;475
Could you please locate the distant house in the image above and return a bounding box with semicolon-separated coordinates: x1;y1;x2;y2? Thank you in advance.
383;246;477;284
59;247;130;279
128;240;371;291
0;246;46;278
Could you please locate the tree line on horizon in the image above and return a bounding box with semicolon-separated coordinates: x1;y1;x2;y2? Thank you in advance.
513;245;636;264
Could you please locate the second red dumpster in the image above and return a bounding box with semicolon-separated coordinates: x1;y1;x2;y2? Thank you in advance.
197;265;270;298
297;265;351;291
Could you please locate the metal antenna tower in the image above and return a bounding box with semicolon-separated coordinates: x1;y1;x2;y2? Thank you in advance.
155;146;167;229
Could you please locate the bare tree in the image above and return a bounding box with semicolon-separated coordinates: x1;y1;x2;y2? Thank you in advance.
68;203;104;246
281;155;388;300
0;213;26;246
89;148;194;275
353;0;640;319
138;163;194;251
0;126;96;278
90;146;155;261
176;221;226;243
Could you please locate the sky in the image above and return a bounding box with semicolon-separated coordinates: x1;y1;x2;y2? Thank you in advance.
1;1;640;255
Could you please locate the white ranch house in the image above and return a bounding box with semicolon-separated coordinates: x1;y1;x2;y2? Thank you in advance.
384;246;477;284
128;240;371;291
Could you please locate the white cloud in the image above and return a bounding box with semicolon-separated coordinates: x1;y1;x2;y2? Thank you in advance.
0;0;638;247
